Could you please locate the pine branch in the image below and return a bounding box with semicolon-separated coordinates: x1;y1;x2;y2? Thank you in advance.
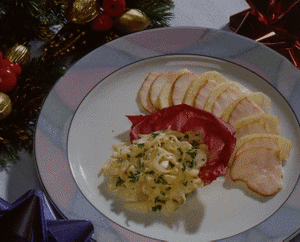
127;0;174;28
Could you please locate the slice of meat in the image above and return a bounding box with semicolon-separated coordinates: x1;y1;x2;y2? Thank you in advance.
172;72;197;105
232;113;279;139
213;86;244;117
228;133;292;167
149;72;173;111
220;94;264;124
138;72;159;113
156;69;190;109
248;92;271;113
183;71;229;106
230;147;284;196
194;79;218;110
229;133;292;196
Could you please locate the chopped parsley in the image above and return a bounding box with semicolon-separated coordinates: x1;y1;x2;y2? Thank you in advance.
116;177;125;187
186;149;198;159
152;205;162;212
136;152;144;158
137;143;145;149
155;197;166;204
117;157;123;163
182;181;188;186
128;171;140;183
154;175;168;184
177;148;183;156
151;132;159;138
145;170;155;175
169;161;175;168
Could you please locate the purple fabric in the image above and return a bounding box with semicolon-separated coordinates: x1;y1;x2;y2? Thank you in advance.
0;189;94;242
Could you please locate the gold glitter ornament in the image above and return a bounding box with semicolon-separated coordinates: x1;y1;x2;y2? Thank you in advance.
0;92;12;120
5;45;30;67
65;0;99;24
114;9;151;33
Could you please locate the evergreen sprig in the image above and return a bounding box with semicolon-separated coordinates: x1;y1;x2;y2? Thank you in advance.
0;0;174;170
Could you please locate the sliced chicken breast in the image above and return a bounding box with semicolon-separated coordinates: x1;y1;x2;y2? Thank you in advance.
230;147;284;196
172;72;197;105
157;69;190;109
194;79;219;110
138;72;159;113
149;72;173;111
232;113;279;139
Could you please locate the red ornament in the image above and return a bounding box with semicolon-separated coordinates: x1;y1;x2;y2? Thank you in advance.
102;0;126;17
92;13;114;31
0;68;17;92
1;59;22;76
0;51;3;61
230;0;300;69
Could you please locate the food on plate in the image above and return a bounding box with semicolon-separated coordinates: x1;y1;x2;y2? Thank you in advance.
228;134;292;196
99;129;208;215
148;72;172;111
182;71;229;106
137;69;292;196
156;69;190;109
99;105;237;214
172;72;197;105
138;72;159;113
127;104;236;185
232;113;279;139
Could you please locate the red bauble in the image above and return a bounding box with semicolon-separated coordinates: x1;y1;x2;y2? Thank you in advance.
0;51;3;60
102;0;126;17
0;68;17;92
1;59;22;76
92;13;114;31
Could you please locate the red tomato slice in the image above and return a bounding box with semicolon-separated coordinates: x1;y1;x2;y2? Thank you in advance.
127;104;236;184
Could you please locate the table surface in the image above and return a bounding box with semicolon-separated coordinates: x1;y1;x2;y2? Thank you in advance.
1;1;300;241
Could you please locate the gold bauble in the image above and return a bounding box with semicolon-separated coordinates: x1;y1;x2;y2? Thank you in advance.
5;45;30;67
65;0;99;24
0;92;12;120
114;9;151;34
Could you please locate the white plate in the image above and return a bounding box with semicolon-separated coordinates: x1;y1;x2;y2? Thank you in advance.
35;27;300;242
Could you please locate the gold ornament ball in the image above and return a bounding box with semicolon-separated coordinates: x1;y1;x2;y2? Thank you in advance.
114;9;151;33
5;45;30;67
0;92;12;120
65;0;99;24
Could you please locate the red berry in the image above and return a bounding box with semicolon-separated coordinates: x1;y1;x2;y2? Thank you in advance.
102;0;126;17
1;59;22;76
0;68;17;92
92;13;113;31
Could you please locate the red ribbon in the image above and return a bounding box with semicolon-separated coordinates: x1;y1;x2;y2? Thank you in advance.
230;0;300;69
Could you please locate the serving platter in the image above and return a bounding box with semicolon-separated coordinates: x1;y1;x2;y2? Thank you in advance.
35;27;300;242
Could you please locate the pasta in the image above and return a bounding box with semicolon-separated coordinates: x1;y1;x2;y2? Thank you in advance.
99;129;208;215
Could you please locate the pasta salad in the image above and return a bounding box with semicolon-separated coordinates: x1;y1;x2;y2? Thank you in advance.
99;129;208;215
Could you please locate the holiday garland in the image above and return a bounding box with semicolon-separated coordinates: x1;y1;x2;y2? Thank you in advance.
0;0;174;170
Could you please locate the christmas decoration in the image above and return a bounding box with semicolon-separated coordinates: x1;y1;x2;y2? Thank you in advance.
92;13;114;31
0;92;12;120
230;0;300;69
0;189;94;241
114;8;151;33
0;0;174;170
5;44;30;67
103;0;126;17
0;68;17;92
65;0;100;24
